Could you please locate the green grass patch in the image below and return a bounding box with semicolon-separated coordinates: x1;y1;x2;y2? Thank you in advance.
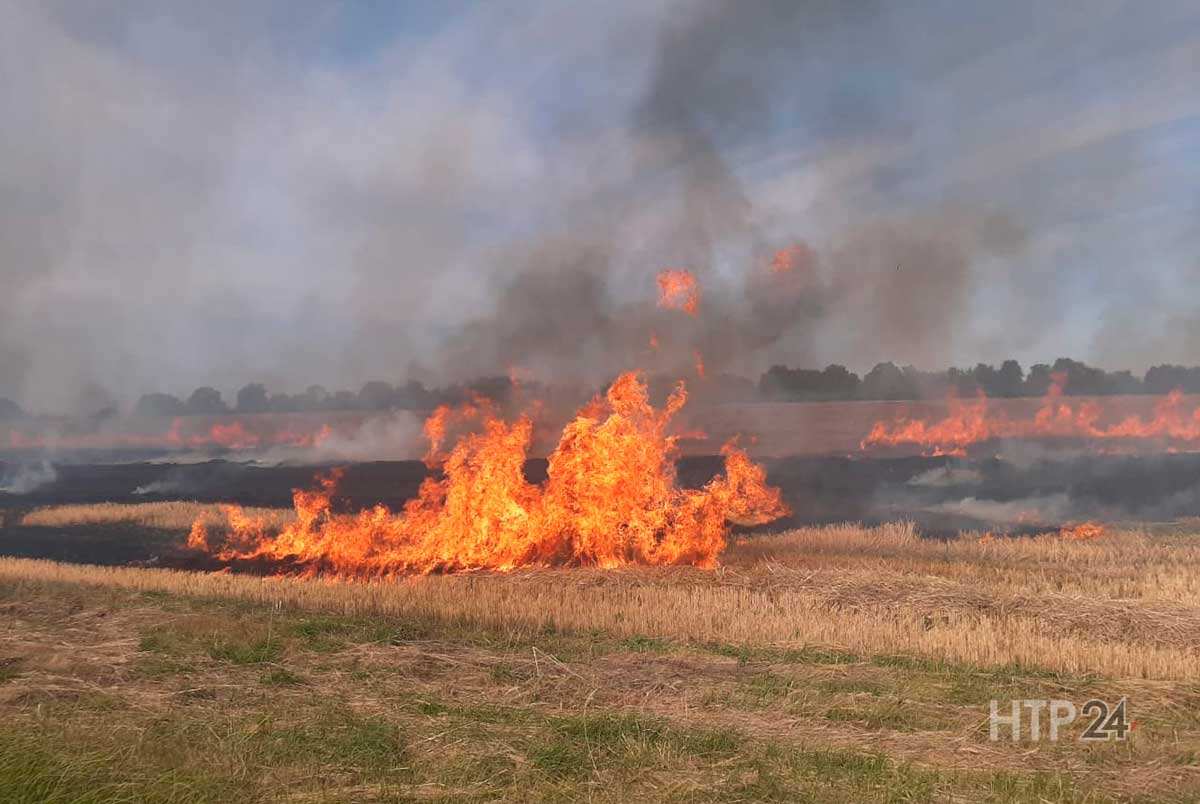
206;635;282;666
824;699;954;733
286;616;353;652
0;658;22;684
817;674;891;697
619;635;671;653
529;712;741;780
0;727;250;804
264;711;405;772
870;653;1073;682
702;641;859;666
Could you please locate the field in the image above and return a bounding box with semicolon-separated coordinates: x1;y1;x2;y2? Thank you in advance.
1;508;1198;802
7;393;1200;461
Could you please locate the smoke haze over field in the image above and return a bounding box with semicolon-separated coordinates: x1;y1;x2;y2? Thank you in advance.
2;1;1198;412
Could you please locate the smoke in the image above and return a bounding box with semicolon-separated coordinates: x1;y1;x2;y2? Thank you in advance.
260;412;425;464
0;461;58;495
871;452;1200;530
923;493;1074;526
906;465;983;488
437;0;1030;387
1;1;1194;410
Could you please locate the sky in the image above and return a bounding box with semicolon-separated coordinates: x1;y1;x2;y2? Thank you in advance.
1;0;1198;412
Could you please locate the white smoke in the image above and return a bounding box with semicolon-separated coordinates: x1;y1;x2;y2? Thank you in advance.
0;460;57;494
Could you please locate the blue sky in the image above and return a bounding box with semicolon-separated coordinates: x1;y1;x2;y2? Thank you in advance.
1;0;1197;411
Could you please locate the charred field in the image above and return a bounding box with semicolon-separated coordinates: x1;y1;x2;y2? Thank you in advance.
7;439;1200;568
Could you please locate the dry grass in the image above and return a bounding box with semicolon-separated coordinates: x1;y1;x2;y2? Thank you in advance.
20;501;295;531
2;520;1198;681
5;578;1165;802
2;520;1199;801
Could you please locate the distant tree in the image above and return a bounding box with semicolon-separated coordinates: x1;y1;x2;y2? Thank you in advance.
236;383;270;413
820;364;861;396
1025;363;1054;396
330;390;360;410
902;365;949;398
1145;364;1200;394
1106;369;1142;395
994;360;1025;397
1045;358;1143;395
759;365;806;398
75;383;116;418
358;381;396;410
268;393;302;412
860;362;918;400
946;366;974;395
758;364;861;400
0;397;23;420
134;392;185;417
185;386;228;415
301;385;330;410
467;376;512;404
1050;358;1100;394
393;380;433;409
970;363;997;395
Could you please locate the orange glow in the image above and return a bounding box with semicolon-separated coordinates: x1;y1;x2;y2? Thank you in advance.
656;269;700;315
422;405;453;466
769;244;806;274
188;371;788;576
208;421;261;450
4;415;337;453
1059;521;1105;541
693;350;706;379
861;374;1200;455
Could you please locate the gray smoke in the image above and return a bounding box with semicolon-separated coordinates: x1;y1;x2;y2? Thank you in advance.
437;0;1030;386
0;461;58;495
1;1;1194;412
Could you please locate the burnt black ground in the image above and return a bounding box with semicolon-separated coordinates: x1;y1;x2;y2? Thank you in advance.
4;449;1200;568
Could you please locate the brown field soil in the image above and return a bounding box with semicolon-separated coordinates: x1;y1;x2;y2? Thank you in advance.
0;521;1197;801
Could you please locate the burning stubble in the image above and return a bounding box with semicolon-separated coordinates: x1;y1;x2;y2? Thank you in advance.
187;372;787;575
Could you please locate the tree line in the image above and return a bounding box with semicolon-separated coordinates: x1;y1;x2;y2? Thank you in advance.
4;358;1200;420
127;376;518;417
759;358;1200;401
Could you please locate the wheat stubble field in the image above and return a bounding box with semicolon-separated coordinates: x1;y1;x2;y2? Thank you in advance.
0;508;1198;802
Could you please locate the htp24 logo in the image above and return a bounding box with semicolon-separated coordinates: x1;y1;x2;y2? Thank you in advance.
989;698;1131;742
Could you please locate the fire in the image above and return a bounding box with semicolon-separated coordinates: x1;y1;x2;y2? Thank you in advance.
1058;522;1105;541
860;393;991;457
861;375;1200;456
693;350;706;379
208;421;261;450
769;244;807;274
4;416;335;453
189;371;788;576
656;269;700;315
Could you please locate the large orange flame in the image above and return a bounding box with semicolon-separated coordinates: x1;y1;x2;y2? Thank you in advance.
188;372;788;576
861;374;1200;455
656;269;700;315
